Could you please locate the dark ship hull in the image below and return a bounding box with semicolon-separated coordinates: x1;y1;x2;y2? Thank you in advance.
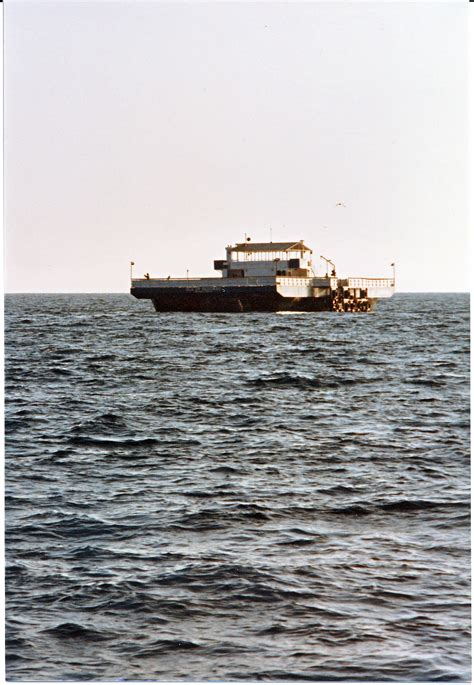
131;284;376;313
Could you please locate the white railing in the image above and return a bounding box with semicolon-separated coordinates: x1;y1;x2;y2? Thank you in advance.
277;277;312;287
346;278;394;288
132;276;394;289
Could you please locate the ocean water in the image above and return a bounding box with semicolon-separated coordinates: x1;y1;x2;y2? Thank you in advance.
4;292;470;682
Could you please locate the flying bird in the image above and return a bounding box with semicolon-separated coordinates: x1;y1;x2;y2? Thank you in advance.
335;202;346;207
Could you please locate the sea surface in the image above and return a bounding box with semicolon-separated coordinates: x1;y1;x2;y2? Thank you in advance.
4;293;471;682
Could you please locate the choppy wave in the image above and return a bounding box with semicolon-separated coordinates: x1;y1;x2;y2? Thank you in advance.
5;293;471;681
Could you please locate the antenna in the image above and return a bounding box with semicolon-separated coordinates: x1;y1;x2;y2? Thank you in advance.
270;227;273;243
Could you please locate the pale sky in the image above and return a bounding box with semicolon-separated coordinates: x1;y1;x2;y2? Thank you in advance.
4;0;469;293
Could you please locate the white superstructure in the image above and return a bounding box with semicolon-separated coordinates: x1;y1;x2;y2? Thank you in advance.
214;241;314;278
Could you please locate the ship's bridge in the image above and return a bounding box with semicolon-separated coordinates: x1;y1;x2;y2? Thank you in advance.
214;240;313;278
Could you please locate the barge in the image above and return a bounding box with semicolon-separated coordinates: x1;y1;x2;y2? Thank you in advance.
130;240;395;312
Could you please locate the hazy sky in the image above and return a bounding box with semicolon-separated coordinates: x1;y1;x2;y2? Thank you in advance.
4;0;468;292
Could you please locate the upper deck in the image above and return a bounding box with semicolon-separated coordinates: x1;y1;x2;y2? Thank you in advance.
214;240;314;278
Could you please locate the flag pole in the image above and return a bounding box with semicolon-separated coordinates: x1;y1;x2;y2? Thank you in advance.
130;261;135;283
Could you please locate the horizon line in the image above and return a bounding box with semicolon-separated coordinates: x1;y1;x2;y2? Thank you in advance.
3;290;471;296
